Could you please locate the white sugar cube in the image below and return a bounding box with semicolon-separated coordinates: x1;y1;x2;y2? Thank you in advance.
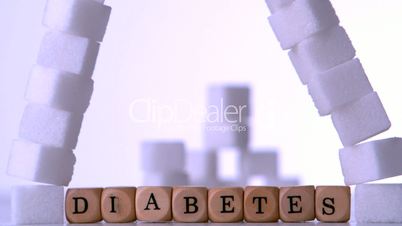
268;0;339;49
25;65;94;113
308;59;373;116
140;141;185;172
7;140;75;186
243;150;278;179
355;184;402;222
289;26;355;84
142;172;189;186
11;185;64;225
43;0;111;42
331;92;391;146
339;137;402;185
37;31;100;77
186;150;218;186
204;122;249;149
19;104;83;149
265;0;294;13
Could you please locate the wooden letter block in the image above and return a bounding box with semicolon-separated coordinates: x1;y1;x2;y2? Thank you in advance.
172;187;208;222
208;187;244;222
315;186;350;222
279;186;315;222
101;187;136;223
135;186;172;222
244;186;279;222
65;188;103;223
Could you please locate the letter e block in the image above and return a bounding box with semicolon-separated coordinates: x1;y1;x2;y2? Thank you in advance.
208;187;243;222
135;186;172;222
315;186;350;222
244;186;279;222
279;186;315;222
172;187;208;222
65;188;103;223
101;187;136;223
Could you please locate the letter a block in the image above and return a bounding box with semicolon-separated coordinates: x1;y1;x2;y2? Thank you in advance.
315;186;350;222
65;188;103;223
172;187;208;222
135;187;172;222
208;187;244;222
279;186;315;222
101;187;137;223
244;186;279;222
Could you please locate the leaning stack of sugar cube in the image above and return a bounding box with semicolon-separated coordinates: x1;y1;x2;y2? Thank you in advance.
266;0;402;222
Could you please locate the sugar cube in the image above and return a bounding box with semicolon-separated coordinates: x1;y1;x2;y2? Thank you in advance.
37;31;100;77
7;139;76;186
25;65;94;113
186;150;218;186
339;137;402;185
11;185;64;225
140;141;185;173
289;26;355;84
142;172;189;186
331;92;391;146
265;0;294;14
243;150;278;179
43;0;111;42
308;58;373;116
269;0;339;49
204;122;249;149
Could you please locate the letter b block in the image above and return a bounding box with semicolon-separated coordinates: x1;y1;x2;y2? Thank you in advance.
172;187;208;222
279;186;315;222
135;186;172;222
101;187;137;223
65;188;103;223
315;186;350;222
208;187;244;222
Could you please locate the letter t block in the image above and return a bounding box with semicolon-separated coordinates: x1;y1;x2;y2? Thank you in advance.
172;187;208;222
65;188;103;223
279;186;315;222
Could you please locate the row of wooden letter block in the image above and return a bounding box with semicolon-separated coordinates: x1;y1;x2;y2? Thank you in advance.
66;186;350;223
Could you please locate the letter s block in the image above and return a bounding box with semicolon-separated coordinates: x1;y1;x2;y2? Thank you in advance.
208;187;244;222
279;186;315;222
135;186;172;222
172;187;208;222
65;188;103;223
315;186;350;222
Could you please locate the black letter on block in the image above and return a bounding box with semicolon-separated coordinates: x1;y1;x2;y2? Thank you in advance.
144;193;161;210
109;196;117;213
220;195;235;213
253;197;268;214
287;196;302;213
72;197;88;214
184;196;199;214
322;197;335;215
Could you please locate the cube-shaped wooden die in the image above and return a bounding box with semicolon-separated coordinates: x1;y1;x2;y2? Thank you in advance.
244;186;279;222
172;187;208;222
101;187;136;223
315;186;350;222
279;186;315;222
135;186;172;222
65;188;103;223
208;187;244;222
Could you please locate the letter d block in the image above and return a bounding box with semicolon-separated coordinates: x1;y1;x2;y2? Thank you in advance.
135;187;172;222
101;187;137;223
279;186;315;222
208;187;244;222
315;186;350;222
172;187;208;222
65;188;103;223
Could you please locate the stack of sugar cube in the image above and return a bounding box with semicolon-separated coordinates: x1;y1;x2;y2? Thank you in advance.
7;0;111;224
140;141;189;186
266;0;402;222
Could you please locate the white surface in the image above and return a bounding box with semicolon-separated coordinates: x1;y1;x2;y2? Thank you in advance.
355;184;402;223
7;140;76;186
308;58;372;116
265;0;294;13
140;141;186;173
43;0;111;42
37;31;100;77
339;137;402;185
11;185;64;224
19;104;83;149
26;65;94;113
289;26;355;85
331;92;391;146
269;0;339;49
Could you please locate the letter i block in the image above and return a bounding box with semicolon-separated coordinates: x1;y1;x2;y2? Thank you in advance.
135;187;172;222
65;188;103;223
172;187;208;222
315;186;350;222
208;187;244;222
279;186;315;222
101;187;137;223
244;186;279;222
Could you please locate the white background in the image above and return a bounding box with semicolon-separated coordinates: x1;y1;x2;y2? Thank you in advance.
0;0;402;192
